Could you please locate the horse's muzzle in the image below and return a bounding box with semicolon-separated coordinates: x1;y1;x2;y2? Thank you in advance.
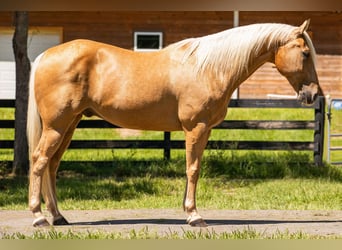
298;82;320;106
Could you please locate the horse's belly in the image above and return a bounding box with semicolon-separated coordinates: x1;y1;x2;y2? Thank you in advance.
106;112;182;131
94;102;182;131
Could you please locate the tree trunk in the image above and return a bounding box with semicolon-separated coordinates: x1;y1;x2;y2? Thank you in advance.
12;11;30;176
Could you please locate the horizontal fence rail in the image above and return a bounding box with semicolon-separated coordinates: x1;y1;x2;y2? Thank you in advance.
0;97;325;165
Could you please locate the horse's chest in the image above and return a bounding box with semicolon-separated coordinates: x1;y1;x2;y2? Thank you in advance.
179;95;227;128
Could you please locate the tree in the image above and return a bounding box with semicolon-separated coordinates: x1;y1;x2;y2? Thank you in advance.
12;11;30;176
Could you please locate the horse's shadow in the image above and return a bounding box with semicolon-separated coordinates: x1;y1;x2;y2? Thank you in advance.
71;218;342;227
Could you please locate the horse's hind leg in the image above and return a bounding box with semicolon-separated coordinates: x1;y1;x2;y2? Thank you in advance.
29;127;66;227
41;114;82;226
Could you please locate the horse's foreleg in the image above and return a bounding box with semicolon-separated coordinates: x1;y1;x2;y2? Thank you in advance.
29;129;64;227
183;123;211;227
42;115;82;226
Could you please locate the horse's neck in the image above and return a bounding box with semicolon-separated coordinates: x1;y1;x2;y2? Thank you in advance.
239;51;273;83
225;50;274;97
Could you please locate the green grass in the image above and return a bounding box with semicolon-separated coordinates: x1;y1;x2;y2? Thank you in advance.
2;227;342;239
1;154;342;210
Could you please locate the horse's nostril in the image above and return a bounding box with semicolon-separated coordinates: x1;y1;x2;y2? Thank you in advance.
298;90;316;105
312;93;318;102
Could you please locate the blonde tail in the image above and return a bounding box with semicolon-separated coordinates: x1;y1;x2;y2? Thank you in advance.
27;53;44;167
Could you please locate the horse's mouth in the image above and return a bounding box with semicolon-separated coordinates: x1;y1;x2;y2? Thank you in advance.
298;83;320;106
298;90;317;106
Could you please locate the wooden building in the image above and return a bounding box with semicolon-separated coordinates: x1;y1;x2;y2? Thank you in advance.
0;11;341;99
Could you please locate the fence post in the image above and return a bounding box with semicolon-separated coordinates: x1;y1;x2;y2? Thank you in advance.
163;132;171;160
313;96;325;166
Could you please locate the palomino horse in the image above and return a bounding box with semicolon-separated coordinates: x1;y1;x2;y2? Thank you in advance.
27;20;323;227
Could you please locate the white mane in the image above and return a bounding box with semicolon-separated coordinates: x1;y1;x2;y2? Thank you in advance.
170;23;316;81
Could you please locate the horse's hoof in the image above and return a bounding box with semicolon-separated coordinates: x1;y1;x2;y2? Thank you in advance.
186;215;208;227
33;217;50;227
53;216;69;226
189;218;208;227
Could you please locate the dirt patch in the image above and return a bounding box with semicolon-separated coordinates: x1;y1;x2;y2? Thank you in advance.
1;209;341;237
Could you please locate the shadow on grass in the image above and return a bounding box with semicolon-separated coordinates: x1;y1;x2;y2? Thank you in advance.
202;151;342;181
58;158;184;178
2;151;341;181
56;175;160;202
57;151;342;181
0;172;163;206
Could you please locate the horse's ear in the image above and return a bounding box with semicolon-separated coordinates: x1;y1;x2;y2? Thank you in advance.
298;19;310;34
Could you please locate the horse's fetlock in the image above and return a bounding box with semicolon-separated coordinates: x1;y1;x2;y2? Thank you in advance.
184;199;195;212
29;197;41;212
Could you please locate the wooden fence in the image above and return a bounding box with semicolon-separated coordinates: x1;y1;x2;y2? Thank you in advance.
0;97;325;166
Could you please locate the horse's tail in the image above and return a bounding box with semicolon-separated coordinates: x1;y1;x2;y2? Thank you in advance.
27;53;44;166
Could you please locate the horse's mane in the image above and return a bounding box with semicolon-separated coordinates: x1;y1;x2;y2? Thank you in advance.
169;23;316;81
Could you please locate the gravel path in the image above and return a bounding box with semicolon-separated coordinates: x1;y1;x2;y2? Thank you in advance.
1;209;341;237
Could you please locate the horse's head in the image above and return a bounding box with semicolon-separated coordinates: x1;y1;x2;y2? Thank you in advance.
274;20;323;105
